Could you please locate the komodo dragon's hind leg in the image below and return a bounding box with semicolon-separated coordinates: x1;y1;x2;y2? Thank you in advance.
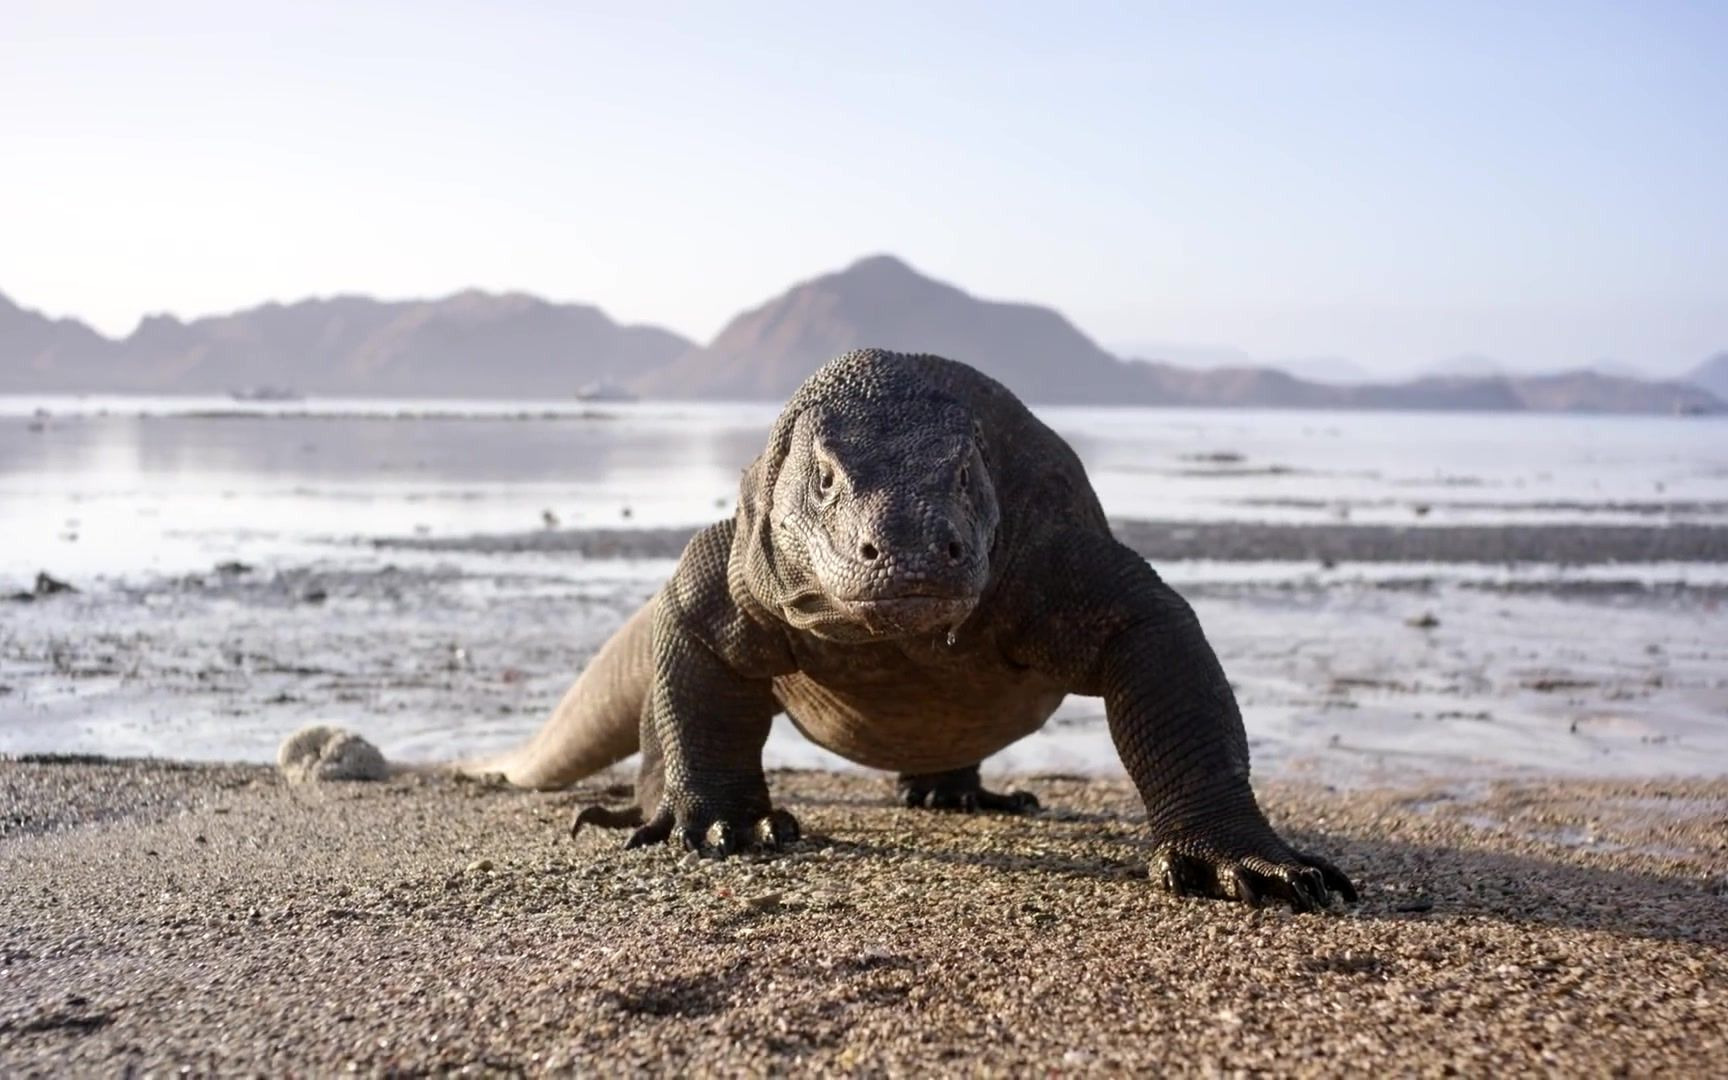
896;764;1040;814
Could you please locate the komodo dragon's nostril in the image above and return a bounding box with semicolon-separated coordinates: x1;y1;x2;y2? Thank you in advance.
858;541;880;561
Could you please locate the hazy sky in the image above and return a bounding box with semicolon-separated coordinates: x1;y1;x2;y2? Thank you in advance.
4;2;1726;374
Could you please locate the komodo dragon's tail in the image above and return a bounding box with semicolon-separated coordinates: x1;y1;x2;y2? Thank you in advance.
457;599;653;791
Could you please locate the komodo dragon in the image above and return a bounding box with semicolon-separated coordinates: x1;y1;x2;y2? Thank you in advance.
469;349;1356;911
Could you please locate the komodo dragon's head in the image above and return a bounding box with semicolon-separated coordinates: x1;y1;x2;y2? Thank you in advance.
757;376;1000;643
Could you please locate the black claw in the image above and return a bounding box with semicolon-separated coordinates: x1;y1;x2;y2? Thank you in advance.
1153;851;1183;895
1272;870;1317;913
978;789;1040;814
766;809;802;846
570;804;644;837
1154;849;1215;897
902;788;926;809
714;819;743;856
679;824;708;852
1298;851;1359;903
1290;867;1329;912
625;814;673;849
1232;867;1262;908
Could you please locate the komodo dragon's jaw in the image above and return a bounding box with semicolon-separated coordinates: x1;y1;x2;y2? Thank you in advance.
780;590;978;641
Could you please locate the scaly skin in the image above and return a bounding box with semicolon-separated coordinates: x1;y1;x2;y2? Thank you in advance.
505;350;1355;911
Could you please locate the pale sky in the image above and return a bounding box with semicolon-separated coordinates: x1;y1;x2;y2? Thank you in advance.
4;1;1726;375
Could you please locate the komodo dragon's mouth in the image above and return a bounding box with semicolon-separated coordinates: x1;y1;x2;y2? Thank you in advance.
783;591;977;638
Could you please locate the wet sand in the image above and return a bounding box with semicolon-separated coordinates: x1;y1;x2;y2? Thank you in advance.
379;516;1728;565
3;759;1724;1075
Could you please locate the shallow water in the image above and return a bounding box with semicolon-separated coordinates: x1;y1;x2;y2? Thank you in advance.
3;396;1725;782
4;397;1725;582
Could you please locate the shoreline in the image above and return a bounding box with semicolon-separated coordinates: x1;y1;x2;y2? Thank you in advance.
3;759;1723;1073
374;517;1728;565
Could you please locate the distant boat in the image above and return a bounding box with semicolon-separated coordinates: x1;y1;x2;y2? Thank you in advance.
230;386;303;402
574;381;637;403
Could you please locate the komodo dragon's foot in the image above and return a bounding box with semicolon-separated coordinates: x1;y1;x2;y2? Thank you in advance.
623;798;802;858
897;765;1040;815
1150;831;1357;913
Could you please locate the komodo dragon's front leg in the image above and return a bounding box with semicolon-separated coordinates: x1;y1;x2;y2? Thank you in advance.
621;523;801;855
1005;528;1356;912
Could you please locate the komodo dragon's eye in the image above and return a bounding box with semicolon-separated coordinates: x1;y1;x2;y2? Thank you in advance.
958;464;970;491
817;466;836;492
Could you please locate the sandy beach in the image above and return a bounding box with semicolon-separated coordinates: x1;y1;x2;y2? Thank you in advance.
4;403;1726;1074
2;758;1724;1074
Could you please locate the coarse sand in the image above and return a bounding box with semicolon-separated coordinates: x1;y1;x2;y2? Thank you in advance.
2;759;1724;1075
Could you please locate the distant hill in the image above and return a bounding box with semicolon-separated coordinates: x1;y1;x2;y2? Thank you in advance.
1686;352;1728;399
1276;355;1373;385
1113;345;1371;385
0;290;691;396
634;255;1145;403
0;292;114;391
1503;369;1721;414
627;256;1719;413
1112;341;1257;370
3;260;1722;414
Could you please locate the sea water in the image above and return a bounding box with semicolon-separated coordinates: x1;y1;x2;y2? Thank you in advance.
2;397;1724;781
3;396;1724;583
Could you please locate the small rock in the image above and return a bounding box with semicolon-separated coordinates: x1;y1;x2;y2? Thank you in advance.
34;572;76;596
1406;612;1441;630
277;725;388;784
741;891;783;913
466;859;494;874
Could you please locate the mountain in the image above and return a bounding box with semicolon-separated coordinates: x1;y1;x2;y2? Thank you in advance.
1685;352;1728;399
627;257;1720;413
635;255;1145;403
1112;341;1257;370
0;290;691;396
1582;358;1647;379
1505;369;1720;414
1115;344;1373;386
1275;355;1373;385
4;261;1722;414
0;292;114;392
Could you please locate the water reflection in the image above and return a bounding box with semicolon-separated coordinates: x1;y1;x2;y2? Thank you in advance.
2;401;1725;582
